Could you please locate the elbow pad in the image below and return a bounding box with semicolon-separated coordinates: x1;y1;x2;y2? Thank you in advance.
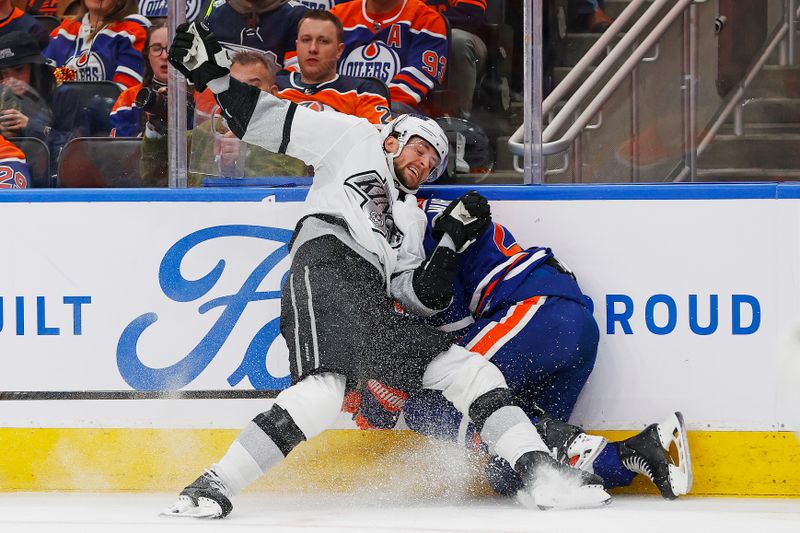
215;77;261;139
412;246;459;312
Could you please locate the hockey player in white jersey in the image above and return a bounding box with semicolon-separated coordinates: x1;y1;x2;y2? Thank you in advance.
163;20;610;518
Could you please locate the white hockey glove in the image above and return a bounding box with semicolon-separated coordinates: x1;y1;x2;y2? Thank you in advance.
168;20;231;92
431;191;491;253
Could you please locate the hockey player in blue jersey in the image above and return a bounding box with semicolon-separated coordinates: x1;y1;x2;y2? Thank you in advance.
356;195;693;501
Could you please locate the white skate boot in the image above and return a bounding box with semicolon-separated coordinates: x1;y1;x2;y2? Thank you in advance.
535;416;608;473
161;469;233;519
514;450;611;510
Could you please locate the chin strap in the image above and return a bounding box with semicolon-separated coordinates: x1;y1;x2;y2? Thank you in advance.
385;145;418;195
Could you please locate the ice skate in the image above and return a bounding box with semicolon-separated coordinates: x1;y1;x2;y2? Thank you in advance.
514;450;611;510
618;411;693;499
161;469;233;519
536;417;608;473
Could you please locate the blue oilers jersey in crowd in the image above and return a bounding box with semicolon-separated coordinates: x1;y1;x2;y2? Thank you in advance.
420;198;586;331
0;137;31;189
207;1;308;69
331;0;447;108
137;0;203;20
44;15;149;90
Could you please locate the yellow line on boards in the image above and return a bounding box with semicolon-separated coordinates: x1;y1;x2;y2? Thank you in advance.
0;429;797;496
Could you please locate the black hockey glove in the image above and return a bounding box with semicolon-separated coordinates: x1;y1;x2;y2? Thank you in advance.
350;379;409;430
168;21;231;92
431;191;491;253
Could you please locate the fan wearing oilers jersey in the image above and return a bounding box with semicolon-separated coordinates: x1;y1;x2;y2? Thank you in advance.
396;199;693;501
0;134;31;189
206;0;308;70
43;0;149;90
276;9;391;125
163;20;610;518
331;0;447;113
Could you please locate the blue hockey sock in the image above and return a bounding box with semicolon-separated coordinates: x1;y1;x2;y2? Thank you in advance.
594;442;636;488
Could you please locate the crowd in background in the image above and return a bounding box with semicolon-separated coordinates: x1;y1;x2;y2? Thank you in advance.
0;0;613;188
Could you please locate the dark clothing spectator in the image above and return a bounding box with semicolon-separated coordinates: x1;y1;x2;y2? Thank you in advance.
0;0;49;50
0;31;83;177
206;0;308;70
24;0;59;17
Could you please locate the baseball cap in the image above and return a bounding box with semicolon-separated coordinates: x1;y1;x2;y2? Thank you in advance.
0;32;47;69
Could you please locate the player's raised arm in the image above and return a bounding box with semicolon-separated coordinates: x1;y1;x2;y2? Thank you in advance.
168;21;365;169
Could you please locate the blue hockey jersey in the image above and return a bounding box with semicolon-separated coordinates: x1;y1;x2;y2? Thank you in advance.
44;14;150;90
207;1;308;69
331;0;447;108
420;197;585;331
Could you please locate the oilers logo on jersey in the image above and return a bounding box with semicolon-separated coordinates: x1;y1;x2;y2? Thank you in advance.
340;41;400;82
298;101;334;112
66;51;106;81
344;171;403;248
137;0;202;21
297;0;336;8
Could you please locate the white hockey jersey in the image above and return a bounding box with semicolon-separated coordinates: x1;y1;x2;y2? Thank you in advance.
214;76;428;305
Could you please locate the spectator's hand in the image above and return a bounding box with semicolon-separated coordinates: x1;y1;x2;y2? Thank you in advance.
0;109;28;135
168;21;231;92
217;131;242;168
432;191;492;252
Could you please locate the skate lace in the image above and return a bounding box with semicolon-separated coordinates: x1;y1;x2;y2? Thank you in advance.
622;455;654;481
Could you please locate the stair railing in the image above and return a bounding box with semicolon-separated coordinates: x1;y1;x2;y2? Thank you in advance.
507;0;710;181
672;0;800;181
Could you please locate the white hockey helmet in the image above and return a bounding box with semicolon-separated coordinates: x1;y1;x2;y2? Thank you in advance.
382;113;449;193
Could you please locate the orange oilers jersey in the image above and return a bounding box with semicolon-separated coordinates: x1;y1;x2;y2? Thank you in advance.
109;83;142;137
0;136;31;189
331;0;448;108
275;71;392;125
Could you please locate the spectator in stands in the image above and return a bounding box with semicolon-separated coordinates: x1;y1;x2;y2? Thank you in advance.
22;0;58;17
206;0;308;70
331;0;447;114
568;0;612;33
0;31;82;175
425;0;486;118
109;19;167;137
137;0;203;23
139;49;306;186
44;0;149;90
0;0;48;49
276;10;391;125
0;132;31;188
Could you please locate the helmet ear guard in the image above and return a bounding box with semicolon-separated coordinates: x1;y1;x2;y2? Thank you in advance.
382;114;449;192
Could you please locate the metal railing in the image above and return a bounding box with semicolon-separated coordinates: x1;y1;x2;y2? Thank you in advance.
506;0;800;183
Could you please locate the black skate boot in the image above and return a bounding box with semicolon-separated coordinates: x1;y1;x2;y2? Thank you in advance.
162;469;234;519
618;412;692;499
514;450;610;510
535;416;607;472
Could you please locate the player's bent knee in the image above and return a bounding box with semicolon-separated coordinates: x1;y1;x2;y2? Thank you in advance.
274;372;346;439
469;388;515;433
423;345;508;414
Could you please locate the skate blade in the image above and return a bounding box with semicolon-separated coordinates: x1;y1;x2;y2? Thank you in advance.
657;411;693;496
518;483;611;511
160;496;223;519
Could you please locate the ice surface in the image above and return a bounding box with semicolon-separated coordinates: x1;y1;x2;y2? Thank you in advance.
0;492;797;533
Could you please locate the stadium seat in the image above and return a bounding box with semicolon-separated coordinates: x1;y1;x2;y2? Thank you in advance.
62;81;122;136
10;137;51;188
32;15;61;35
57;137;143;187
